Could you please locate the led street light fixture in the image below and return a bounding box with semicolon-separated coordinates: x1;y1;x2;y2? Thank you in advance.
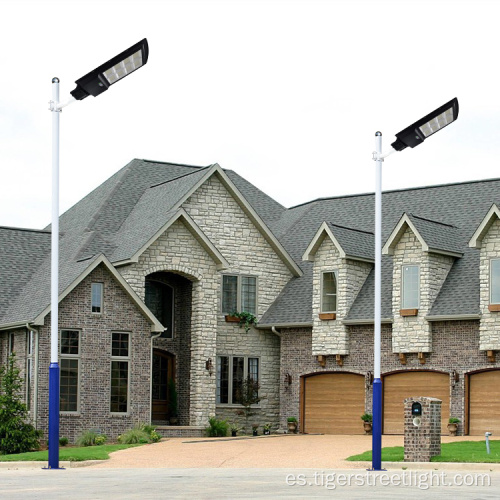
391;98;459;151
70;39;149;100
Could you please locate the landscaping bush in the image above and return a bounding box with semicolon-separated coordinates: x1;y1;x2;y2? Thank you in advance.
118;422;161;444
206;417;229;437
0;354;42;455
59;437;69;447
76;429;108;447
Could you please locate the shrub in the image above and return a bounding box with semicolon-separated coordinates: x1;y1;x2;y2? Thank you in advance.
206;417;229;437
76;429;108;447
287;417;297;423
117;428;150;444
361;413;373;423
59;437;69;447
0;354;42;454
449;417;460;424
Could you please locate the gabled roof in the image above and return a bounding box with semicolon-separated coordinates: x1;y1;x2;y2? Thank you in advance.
303;221;374;263
469;204;500;248
383;213;463;258
32;254;164;332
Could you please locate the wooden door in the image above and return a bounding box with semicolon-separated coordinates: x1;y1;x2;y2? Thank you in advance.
152;350;174;421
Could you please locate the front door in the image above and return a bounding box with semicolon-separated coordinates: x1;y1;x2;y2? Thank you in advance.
152;350;175;421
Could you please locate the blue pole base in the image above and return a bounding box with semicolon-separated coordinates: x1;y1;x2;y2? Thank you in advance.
48;362;60;470
371;378;384;471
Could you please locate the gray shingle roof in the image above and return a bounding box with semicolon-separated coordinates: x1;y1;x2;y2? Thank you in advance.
3;157;500;327
326;222;374;261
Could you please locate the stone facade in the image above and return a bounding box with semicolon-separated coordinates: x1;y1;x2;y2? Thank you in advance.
311;237;372;355
118;173;292;429
391;227;454;353
479;218;500;350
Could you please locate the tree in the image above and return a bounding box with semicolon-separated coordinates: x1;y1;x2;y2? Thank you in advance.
235;375;260;433
0;353;41;454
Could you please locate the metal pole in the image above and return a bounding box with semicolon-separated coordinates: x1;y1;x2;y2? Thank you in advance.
48;77;61;469
372;131;383;471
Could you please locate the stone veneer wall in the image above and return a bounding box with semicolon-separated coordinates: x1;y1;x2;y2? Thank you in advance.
119;219;219;426
35;264;152;442
118;174;293;427
479;218;500;350
280;320;496;435
311;237;372;355
215;327;280;433
391;227;454;353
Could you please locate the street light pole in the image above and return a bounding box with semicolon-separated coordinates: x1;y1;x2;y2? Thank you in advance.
46;39;149;470
372;131;383;471
48;78;61;469
370;98;459;472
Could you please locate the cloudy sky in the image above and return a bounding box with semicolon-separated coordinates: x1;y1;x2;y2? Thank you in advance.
2;0;500;229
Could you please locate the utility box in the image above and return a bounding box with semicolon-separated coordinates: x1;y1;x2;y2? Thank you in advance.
404;396;441;462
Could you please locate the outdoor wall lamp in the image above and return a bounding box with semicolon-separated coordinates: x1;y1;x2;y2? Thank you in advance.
451;370;459;385
370;98;459;472
48;39;149;471
284;373;292;386
206;358;213;375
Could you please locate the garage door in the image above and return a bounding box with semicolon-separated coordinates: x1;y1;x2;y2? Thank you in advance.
469;371;500;435
383;371;449;434
303;373;365;434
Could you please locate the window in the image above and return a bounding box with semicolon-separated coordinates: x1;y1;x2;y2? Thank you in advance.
60;330;80;412
222;275;257;315
145;281;173;338
8;332;15;355
91;283;103;313
402;265;420;309
491;259;500;304
110;332;130;413
216;356;259;405
321;271;337;312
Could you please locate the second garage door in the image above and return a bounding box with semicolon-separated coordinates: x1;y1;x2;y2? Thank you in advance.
383;371;450;434
303;373;365;434
469;370;500;435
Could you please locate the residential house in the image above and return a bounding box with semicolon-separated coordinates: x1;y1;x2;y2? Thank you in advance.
1;158;500;440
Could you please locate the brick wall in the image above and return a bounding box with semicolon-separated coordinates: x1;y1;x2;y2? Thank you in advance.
280;320;498;434
35;264;152;443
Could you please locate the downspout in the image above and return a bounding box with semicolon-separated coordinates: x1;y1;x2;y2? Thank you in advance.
271;326;282;337
149;330;163;424
26;324;39;428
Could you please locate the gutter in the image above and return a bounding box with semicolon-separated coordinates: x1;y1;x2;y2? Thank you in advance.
342;318;393;325
425;314;481;322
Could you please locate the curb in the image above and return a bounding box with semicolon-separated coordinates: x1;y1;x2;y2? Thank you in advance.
358;461;500;472
0;460;102;470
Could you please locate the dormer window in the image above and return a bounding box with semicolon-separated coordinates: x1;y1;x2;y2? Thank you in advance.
321;271;337;313
401;265;419;313
490;259;500;305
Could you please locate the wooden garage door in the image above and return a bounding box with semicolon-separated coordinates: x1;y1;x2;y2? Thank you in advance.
469;371;500;435
304;373;365;434
383;371;449;434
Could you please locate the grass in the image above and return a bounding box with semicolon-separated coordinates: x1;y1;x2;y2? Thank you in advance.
347;440;500;463
0;443;142;462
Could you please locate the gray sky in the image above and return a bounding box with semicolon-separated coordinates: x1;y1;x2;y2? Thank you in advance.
2;0;500;229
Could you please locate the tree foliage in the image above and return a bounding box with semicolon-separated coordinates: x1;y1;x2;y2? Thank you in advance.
0;353;41;454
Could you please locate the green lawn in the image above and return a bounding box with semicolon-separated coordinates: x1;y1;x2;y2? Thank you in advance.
347;440;500;463
0;444;142;462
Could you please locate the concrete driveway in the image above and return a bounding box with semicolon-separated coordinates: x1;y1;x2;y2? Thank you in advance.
88;434;490;469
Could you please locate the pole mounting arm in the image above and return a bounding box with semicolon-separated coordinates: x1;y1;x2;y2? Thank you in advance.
372;147;396;161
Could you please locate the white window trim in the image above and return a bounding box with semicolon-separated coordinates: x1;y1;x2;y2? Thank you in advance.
221;274;258;315
59;329;81;414
110;331;131;415
321;270;338;313
401;264;420;309
490;258;500;305
216;355;260;407
91;282;104;314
